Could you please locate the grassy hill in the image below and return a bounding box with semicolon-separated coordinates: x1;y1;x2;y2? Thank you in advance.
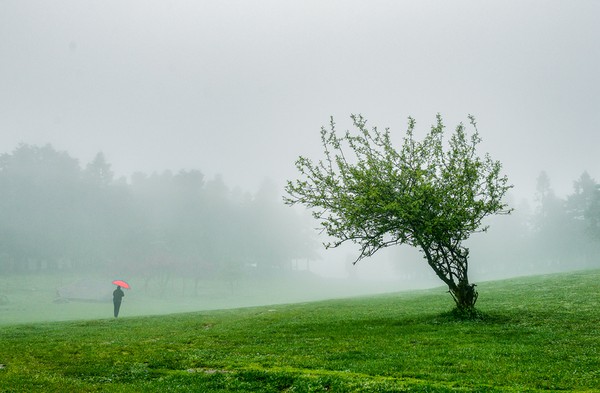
0;272;433;326
1;270;599;392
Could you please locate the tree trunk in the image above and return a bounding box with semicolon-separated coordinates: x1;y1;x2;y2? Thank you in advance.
419;240;478;313
449;279;478;312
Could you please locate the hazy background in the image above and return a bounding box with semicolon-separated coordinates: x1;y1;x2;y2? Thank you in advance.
2;0;599;198
1;1;599;323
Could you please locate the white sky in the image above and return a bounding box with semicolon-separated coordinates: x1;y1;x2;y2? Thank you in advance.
1;0;599;200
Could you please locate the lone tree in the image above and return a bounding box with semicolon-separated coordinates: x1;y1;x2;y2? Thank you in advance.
285;114;512;313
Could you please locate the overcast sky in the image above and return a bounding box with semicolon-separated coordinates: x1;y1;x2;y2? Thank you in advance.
1;0;599;200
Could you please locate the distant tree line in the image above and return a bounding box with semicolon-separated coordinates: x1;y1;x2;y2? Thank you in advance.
0;144;318;287
466;170;600;279
1;144;598;290
530;171;600;267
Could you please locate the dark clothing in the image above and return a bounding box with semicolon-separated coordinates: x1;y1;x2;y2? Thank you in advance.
113;287;125;317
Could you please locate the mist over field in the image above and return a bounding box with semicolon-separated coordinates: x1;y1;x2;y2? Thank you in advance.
1;1;599;324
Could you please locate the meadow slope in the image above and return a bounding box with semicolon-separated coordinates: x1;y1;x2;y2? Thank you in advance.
1;270;599;392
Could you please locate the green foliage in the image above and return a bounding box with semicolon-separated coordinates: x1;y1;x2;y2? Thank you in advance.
1;270;599;391
285;114;512;309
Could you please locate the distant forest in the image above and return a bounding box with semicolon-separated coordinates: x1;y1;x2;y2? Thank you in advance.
0;144;599;283
465;169;600;279
0;144;318;280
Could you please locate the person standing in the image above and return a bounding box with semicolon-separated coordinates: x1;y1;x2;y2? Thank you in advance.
113;285;125;318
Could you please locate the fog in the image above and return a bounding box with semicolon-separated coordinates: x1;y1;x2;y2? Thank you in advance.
1;1;599;323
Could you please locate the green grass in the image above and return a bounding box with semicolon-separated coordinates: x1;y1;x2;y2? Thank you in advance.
0;272;420;325
1;271;600;392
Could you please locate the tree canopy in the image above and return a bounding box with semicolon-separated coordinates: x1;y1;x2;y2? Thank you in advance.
285;114;512;312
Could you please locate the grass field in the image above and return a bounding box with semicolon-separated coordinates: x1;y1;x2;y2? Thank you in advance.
1;270;599;392
0;272;427;326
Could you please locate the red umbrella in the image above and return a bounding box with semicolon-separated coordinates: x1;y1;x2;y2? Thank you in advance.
112;280;131;289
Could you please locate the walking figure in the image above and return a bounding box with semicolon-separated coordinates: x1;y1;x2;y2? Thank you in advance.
113;285;125;318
